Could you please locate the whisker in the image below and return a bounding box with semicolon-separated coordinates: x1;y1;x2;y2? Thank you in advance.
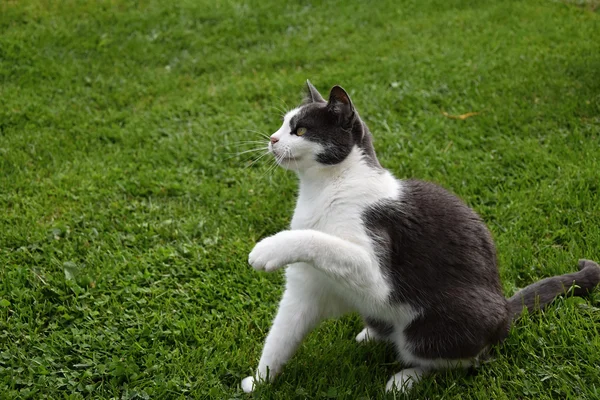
277;97;290;113
261;152;281;179
266;147;289;179
217;142;266;160
267;105;287;117
240;129;271;140
291;148;300;171
217;128;271;140
245;151;271;169
223;147;269;160
231;141;269;146
269;100;288;114
262;162;279;180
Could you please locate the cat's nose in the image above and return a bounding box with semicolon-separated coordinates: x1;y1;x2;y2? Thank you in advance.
270;137;279;144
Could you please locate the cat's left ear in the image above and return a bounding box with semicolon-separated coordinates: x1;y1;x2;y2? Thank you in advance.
327;85;355;124
304;79;326;103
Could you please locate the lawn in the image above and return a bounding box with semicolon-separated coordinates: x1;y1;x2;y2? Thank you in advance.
1;0;599;398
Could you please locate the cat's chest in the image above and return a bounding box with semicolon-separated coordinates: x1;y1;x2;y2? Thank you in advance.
290;196;363;233
290;177;399;235
289;168;401;242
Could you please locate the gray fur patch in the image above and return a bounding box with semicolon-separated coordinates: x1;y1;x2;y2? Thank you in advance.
363;180;510;359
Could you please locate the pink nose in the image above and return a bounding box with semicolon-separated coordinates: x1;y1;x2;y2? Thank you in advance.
270;137;279;144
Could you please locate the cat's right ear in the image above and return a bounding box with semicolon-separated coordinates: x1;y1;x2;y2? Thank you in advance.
304;79;326;104
327;85;354;125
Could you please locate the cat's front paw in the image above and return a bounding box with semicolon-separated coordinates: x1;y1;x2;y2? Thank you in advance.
249;231;299;272
241;376;256;393
242;370;272;393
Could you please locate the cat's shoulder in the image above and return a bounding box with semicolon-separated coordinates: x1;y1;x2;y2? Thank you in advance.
366;178;482;224
400;179;469;205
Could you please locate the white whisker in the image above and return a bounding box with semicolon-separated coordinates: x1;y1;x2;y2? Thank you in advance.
276;97;290;113
225;147;269;158
240;129;271;140
261;151;282;179
231;141;269;147
246;151;271;169
218;128;271;141
222;145;267;159
267;105;287;118
291;148;300;171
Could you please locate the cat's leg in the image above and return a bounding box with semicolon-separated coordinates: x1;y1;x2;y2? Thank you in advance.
241;286;320;393
242;267;347;393
249;229;388;302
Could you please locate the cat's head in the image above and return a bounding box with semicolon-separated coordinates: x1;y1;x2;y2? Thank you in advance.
268;81;380;172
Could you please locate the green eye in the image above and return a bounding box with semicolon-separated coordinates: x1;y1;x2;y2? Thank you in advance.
296;127;307;136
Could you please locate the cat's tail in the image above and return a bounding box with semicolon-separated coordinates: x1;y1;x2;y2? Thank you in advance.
507;259;600;320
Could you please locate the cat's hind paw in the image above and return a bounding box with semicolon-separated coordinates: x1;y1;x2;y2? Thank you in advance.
385;367;427;393
355;327;377;343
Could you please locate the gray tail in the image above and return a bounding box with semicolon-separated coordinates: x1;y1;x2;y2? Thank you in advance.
508;259;600;320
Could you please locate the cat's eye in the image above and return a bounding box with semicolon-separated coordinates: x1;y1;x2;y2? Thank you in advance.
296;127;307;136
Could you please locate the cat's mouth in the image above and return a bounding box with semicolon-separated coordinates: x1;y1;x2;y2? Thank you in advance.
278;155;300;164
273;150;300;164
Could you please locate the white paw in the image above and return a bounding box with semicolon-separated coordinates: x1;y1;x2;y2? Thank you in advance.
248;231;297;272
385;368;425;393
355;327;375;343
241;376;256;393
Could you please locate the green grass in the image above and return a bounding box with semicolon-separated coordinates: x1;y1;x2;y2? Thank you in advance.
1;0;599;398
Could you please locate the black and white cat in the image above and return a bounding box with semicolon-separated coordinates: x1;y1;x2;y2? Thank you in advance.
241;81;600;394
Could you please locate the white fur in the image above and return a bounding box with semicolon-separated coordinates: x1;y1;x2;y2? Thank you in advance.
355;327;380;343
242;107;464;394
385;367;428;393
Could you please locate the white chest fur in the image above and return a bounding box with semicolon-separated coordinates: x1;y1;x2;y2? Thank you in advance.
291;148;400;239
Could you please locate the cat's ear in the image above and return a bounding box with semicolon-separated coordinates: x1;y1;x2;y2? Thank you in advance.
304;79;326;103
327;85;354;123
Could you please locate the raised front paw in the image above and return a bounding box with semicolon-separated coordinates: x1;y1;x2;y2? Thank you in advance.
248;231;299;272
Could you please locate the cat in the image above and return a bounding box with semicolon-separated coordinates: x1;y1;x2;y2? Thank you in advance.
241;80;600;394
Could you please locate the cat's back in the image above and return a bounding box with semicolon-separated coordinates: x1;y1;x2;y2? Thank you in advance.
390;179;490;233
